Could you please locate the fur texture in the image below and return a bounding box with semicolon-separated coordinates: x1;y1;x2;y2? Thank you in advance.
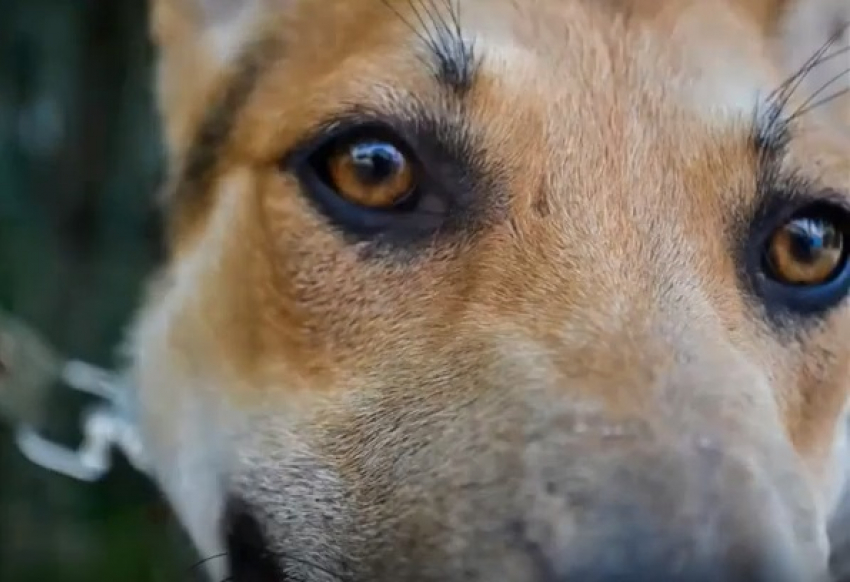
133;0;850;579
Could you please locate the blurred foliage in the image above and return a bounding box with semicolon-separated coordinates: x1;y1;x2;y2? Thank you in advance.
0;0;198;579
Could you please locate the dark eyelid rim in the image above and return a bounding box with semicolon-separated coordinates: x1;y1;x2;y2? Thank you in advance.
740;181;850;321
279;104;460;173
281;115;409;170
277;102;493;248
749;184;850;244
281;111;449;233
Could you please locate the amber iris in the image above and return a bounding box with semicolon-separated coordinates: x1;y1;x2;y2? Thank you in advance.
766;216;845;285
326;139;415;208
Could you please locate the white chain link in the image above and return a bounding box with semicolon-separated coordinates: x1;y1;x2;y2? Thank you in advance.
14;360;148;482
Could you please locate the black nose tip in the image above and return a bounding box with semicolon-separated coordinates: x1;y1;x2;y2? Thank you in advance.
222;496;283;582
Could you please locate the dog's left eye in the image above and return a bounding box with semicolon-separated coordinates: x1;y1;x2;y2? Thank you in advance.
291;123;452;239
757;203;850;314
765;215;844;286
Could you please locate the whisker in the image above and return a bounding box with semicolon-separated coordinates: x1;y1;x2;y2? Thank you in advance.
755;21;849;149
790;64;850;120
421;0;453;42
187;552;228;572
766;21;848;115
804;44;850;76
406;0;442;51
380;0;475;90
446;0;460;28
379;0;433;50
788;86;850;122
439;0;469;59
789;20;848;96
379;0;446;75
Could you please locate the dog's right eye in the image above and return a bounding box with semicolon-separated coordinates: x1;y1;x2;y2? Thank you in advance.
320;136;417;209
289;123;452;239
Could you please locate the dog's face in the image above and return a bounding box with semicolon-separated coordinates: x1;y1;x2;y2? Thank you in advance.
131;0;850;580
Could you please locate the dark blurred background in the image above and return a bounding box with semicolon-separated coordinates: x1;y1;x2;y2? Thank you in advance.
0;0;197;579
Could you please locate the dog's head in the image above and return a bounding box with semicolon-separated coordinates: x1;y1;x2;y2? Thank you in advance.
131;0;850;580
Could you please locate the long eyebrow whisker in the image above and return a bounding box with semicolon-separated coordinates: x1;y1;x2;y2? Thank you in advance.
379;0;434;51
440;0;473;64
767;20;849;112
449;0;464;42
406;0;443;52
755;22;848;151
801;44;850;77
422;0;454;45
380;0;450;76
380;0;477;92
789;63;850;121
789;86;850;122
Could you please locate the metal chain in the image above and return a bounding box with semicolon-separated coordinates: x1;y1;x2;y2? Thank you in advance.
1;311;148;482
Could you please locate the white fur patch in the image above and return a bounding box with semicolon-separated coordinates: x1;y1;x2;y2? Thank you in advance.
827;403;850;518
130;173;248;579
205;0;262;65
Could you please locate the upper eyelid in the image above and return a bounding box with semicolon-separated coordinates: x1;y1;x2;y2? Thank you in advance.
746;187;850;258
276;86;470;169
278;101;432;164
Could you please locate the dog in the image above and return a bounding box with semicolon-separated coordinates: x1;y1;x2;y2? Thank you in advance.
128;0;850;579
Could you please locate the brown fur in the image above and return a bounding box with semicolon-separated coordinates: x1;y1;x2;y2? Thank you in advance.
132;0;850;580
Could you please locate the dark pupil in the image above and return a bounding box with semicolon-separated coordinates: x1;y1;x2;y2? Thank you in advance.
348;141;404;185
786;218;840;264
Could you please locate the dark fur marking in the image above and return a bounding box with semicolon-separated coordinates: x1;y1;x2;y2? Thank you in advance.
166;36;283;245
532;180;553;217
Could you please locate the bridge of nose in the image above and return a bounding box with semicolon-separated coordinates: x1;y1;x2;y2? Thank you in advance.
499;314;833;579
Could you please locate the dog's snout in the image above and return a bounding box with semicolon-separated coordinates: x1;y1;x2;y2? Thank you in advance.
523;490;812;582
545;509;806;582
515;423;825;582
553;551;801;582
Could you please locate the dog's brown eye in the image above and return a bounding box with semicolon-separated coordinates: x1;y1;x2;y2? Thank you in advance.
324;139;415;208
294;121;455;239
766;216;844;285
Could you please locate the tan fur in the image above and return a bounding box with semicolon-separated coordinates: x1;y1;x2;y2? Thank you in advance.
133;0;850;579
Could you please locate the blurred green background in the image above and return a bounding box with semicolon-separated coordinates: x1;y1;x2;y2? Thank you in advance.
0;0;200;579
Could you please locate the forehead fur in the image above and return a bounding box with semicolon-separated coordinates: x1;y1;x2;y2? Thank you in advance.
216;0;786;146
166;0;796;242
